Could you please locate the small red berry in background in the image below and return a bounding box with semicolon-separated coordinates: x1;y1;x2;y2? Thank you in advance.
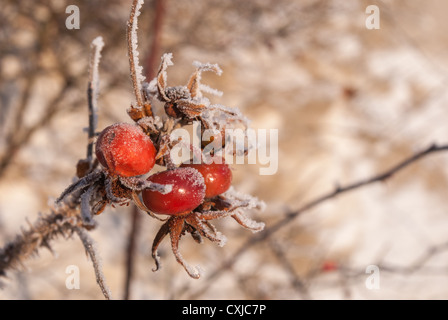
142;167;206;215
95;122;156;177
321;260;338;272
181;160;232;198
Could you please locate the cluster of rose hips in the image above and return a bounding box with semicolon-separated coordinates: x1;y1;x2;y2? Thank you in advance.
95;122;232;217
57;52;264;278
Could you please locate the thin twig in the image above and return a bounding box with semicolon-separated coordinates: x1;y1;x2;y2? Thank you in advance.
127;0;146;107
187;142;448;298
86;36;104;162
74;226;112;300
362;240;448;275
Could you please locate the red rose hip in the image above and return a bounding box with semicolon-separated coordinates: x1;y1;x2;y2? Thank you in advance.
95;122;156;177
181;160;232;198
142;167;205;215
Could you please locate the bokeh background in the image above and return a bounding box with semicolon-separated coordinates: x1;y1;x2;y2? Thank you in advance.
1;0;448;299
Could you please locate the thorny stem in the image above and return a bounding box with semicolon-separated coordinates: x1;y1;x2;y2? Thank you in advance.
187;142;448;299
0;197;112;299
0;211;79;277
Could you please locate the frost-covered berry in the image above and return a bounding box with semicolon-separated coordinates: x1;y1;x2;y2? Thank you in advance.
142;167;205;215
181;160;232;198
95;122;156;177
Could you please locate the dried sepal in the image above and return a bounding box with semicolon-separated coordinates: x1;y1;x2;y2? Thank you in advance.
188;61;223;99
56;171;103;204
156;53;174;102
80;184;98;227
131;191;167;221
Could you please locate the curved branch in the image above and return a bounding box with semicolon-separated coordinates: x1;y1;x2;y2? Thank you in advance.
86;36;104;162
188;142;448;298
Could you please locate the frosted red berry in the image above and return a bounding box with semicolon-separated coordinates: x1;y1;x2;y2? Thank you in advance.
142;167;206;215
181;160;232;198
95;122;156;177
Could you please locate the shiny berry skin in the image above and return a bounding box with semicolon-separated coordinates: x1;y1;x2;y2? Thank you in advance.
181;160;232;198
142;167;206;215
95;122;156;177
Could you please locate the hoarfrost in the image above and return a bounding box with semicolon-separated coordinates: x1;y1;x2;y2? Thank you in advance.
74;227;112;300
175;250;203;279
170;140;207;165
161;52;174;67
80;185;97;226
142;79;158;98
157;53;174;101
199;84;223;97
232;212;265;233
89;36;105;88
196;219;228;247
119;176;173;194
146;181;173;194
210;104;251;128
192;61;223;76
87;36;105;160
188;61;223;99
223;186;266;232
128;0;146;102
137;115;163;131
200;104;252;138
175;167;206;189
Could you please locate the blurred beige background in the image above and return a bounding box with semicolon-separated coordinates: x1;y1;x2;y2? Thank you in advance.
1;0;448;299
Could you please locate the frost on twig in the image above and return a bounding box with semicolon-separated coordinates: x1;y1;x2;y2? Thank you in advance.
222;187;266;233
0;201;80;277
127;0;146;107
89;37;105;88
56;171;103;204
74;227;112;300
86;36;104;162
223;186;266;212
119;176;173;194
188;61;223;99
80;185;98;226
